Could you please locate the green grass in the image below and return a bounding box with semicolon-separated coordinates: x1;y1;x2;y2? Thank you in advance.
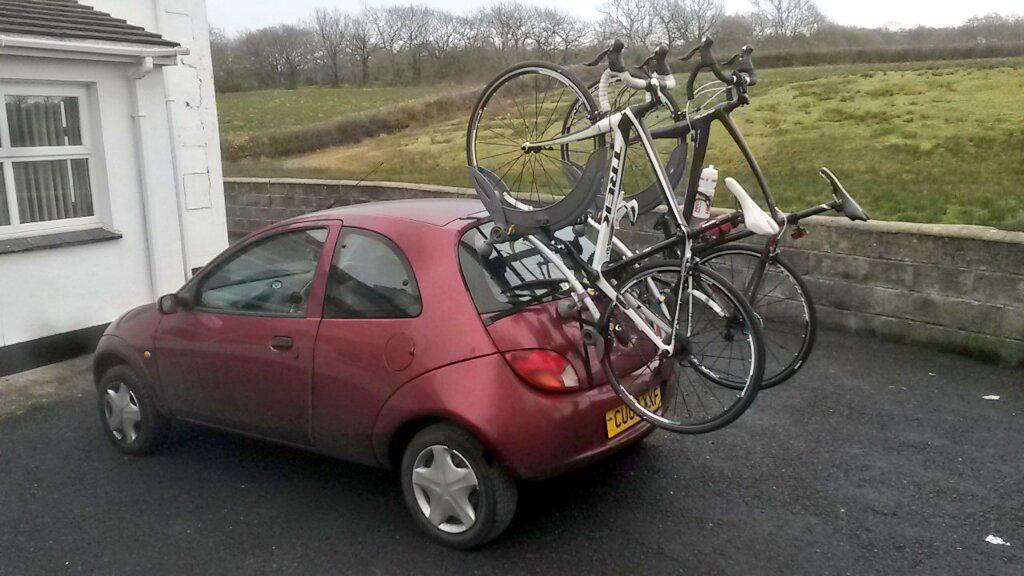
216;85;444;137
223;58;1024;231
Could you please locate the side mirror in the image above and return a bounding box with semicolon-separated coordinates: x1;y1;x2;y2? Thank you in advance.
158;293;182;315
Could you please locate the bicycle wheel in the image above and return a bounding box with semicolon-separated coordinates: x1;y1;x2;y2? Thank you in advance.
467;62;605;216
601;261;764;434
699;245;817;389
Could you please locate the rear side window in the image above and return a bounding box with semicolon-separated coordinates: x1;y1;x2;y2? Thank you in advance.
458;222;595;314
324;228;422;319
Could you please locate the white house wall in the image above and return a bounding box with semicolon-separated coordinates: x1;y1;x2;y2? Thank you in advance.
0;56;182;345
0;0;227;347
91;0;229;271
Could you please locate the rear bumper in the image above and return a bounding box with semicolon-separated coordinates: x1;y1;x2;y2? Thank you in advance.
373;354;661;481
505;376;659;480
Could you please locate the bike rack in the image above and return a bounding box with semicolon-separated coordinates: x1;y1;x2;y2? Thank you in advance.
468;148;611;240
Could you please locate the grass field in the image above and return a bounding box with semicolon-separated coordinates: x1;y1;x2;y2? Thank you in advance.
217;85;445;137
223;58;1024;231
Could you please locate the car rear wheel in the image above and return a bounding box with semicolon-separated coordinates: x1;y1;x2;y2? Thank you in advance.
400;423;517;549
97;365;170;455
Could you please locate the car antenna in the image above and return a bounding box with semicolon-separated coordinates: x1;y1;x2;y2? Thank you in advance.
323;161;385;210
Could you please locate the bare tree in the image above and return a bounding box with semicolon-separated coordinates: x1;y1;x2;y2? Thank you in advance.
367;6;404;81
395;5;433;82
426;10;470;69
750;0;824;39
237;24;313;89
271;24;314;89
553;12;591;63
653;0;688;47
688;0;724;41
344;15;374;85
599;0;658;49
530;8;590;62
311;7;346;86
485;1;536;59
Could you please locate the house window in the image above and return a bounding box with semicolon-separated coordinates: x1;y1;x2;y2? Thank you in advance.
0;84;99;235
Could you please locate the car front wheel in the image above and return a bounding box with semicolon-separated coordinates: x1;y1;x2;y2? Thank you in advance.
97;365;170;455
400;423;517;549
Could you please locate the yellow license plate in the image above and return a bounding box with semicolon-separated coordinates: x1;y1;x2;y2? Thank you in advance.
605;387;662;438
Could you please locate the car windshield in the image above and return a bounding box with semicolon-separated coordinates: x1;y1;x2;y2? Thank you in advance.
458;222;595;314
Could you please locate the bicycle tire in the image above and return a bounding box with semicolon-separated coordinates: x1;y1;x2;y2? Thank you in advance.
466;61;606;233
698;245;817;389
600;261;764;434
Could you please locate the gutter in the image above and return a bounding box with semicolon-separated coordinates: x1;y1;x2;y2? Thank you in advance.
0;34;189;58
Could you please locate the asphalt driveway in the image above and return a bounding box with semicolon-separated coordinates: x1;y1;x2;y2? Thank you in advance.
0;330;1021;575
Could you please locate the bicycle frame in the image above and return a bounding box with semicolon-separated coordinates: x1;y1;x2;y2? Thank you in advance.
521;97;704;355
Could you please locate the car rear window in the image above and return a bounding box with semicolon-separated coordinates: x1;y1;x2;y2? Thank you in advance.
458;222;595;314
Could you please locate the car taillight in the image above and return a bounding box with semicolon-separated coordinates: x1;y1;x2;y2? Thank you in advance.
503;349;580;392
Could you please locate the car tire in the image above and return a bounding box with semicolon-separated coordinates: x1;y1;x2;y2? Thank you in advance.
400;423;517;549
97;365;170;455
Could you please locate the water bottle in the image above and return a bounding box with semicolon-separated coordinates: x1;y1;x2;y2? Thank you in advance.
692;165;718;220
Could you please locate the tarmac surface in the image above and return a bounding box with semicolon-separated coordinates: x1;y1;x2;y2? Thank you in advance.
1;330;1021;575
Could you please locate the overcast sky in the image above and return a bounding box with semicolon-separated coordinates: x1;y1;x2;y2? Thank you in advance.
207;0;1021;35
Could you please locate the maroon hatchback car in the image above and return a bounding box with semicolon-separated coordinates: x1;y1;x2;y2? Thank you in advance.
93;198;658;548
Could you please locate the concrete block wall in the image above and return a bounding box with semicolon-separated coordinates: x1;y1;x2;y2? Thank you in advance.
224;177;1024;366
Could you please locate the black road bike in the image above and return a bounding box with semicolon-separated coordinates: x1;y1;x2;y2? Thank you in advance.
561;39;871;388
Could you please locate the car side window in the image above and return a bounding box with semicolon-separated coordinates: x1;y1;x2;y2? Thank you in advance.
197;228;328;316
324;228;422;319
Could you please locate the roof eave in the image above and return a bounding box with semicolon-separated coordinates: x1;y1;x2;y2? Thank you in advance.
0;33;188;63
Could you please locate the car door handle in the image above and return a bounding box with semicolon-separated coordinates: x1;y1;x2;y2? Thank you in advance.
270;336;294;351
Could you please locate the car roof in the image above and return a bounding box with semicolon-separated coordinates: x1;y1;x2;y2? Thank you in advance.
294;198;490;229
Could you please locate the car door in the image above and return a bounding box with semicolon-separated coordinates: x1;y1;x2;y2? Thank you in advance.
311;226;425;463
155;222;336;445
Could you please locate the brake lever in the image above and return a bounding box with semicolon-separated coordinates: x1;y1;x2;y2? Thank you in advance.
585;39;627;72
677;44;701;62
585;48;610;67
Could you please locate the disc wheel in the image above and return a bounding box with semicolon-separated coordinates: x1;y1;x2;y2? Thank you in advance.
467;61;605;213
699;245;817;389
601;261;764;434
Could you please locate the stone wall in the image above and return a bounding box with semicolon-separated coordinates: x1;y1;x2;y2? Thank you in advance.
224;178;474;240
224;177;1024;366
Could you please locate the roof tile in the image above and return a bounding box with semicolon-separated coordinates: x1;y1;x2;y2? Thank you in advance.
0;0;180;47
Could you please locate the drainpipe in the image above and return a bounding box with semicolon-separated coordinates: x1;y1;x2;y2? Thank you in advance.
155;0;194;280
129;56;163;299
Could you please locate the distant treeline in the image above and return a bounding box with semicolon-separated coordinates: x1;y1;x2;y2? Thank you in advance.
757;42;1024;68
211;1;1024;92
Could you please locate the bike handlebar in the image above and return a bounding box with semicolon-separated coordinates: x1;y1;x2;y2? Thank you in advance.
588;40;677;113
679;37;757;101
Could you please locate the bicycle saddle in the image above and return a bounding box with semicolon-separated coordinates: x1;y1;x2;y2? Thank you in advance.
724;178;780;236
819;168;869;222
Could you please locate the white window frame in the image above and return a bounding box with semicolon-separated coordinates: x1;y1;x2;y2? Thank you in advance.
0;82;103;239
